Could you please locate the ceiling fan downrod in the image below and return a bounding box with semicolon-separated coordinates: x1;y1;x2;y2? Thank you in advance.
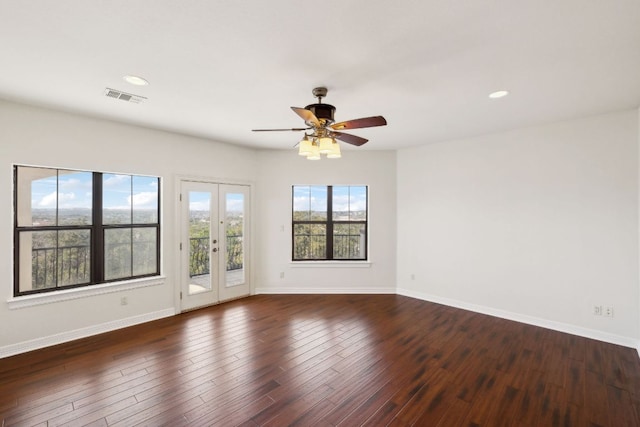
312;87;328;103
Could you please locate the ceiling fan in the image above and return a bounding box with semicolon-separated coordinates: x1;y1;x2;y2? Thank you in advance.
252;87;387;159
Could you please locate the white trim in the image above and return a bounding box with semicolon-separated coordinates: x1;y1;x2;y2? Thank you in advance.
0;308;174;359
5;284;637;358
175;173;254;187
175;176;255;312
397;287;640;350
7;276;165;309
255;286;395;294
290;261;371;268
637;106;640;359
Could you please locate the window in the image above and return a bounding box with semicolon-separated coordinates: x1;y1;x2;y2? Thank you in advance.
292;185;367;261
14;166;160;296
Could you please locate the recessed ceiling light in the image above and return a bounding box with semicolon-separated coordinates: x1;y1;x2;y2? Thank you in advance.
123;75;149;86
489;90;509;99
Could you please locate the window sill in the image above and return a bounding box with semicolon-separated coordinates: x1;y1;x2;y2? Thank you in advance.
6;276;165;310
290;261;371;268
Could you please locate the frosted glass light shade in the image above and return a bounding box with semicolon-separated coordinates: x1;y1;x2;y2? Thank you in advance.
327;141;341;158
318;137;334;154
307;142;321;160
298;137;313;156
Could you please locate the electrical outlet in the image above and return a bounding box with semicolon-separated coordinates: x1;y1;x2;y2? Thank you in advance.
120;297;128;306
604;306;614;317
410;273;415;280
593;305;602;316
280;272;285;279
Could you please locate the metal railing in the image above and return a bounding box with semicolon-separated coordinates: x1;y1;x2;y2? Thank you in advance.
32;245;90;288
294;233;365;260
333;233;365;259
189;235;243;277
30;235;244;288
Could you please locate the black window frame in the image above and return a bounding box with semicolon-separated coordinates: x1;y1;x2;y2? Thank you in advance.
13;165;161;297
292;185;368;261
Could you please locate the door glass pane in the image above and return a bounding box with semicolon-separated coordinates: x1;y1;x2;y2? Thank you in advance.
189;191;211;294
225;193;244;287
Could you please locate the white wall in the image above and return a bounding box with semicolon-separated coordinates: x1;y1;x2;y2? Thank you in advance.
254;149;397;294
397;110;640;345
0;100;258;354
2;98;638;355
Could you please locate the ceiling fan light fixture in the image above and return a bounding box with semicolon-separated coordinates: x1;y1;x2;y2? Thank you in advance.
251;87;387;158
306;140;321;160
318;137;334;154
326;141;342;159
298;136;313;156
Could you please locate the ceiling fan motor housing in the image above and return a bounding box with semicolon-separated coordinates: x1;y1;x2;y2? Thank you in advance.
305;103;335;125
251;85;385;147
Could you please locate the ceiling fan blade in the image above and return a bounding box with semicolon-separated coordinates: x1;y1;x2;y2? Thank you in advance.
291;107;321;127
333;131;368;146
252;127;309;132
331;116;387;131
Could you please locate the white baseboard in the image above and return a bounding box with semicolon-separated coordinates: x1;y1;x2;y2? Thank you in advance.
0;308;175;359
397;287;640;351
4;291;638;359
255;287;397;295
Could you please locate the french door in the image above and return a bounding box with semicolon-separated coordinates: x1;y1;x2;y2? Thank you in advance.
180;180;250;311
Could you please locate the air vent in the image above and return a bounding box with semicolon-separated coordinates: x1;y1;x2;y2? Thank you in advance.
104;88;147;104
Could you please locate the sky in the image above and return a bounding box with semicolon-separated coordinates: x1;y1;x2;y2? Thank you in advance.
293;185;367;213
189;191;244;212
30;171;158;210
29;170;360;215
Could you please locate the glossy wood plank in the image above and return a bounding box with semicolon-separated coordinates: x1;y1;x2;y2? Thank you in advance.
1;294;640;426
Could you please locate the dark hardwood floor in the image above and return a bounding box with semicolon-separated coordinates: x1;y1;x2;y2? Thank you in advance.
1;294;639;426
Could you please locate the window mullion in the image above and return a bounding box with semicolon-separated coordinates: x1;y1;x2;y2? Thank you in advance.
93;172;104;283
55;171;59;288
130;227;134;278
155;177;161;275
13;167;19;295
327;186;333;260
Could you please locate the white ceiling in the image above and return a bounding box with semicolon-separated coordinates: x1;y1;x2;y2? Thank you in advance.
1;1;639;151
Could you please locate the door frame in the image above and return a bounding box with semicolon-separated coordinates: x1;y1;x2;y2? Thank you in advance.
175;175;254;312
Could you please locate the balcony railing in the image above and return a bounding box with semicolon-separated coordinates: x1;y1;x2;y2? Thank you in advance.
189;235;243;277
30;235;244;288
32;244;90;289
293;233;365;260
